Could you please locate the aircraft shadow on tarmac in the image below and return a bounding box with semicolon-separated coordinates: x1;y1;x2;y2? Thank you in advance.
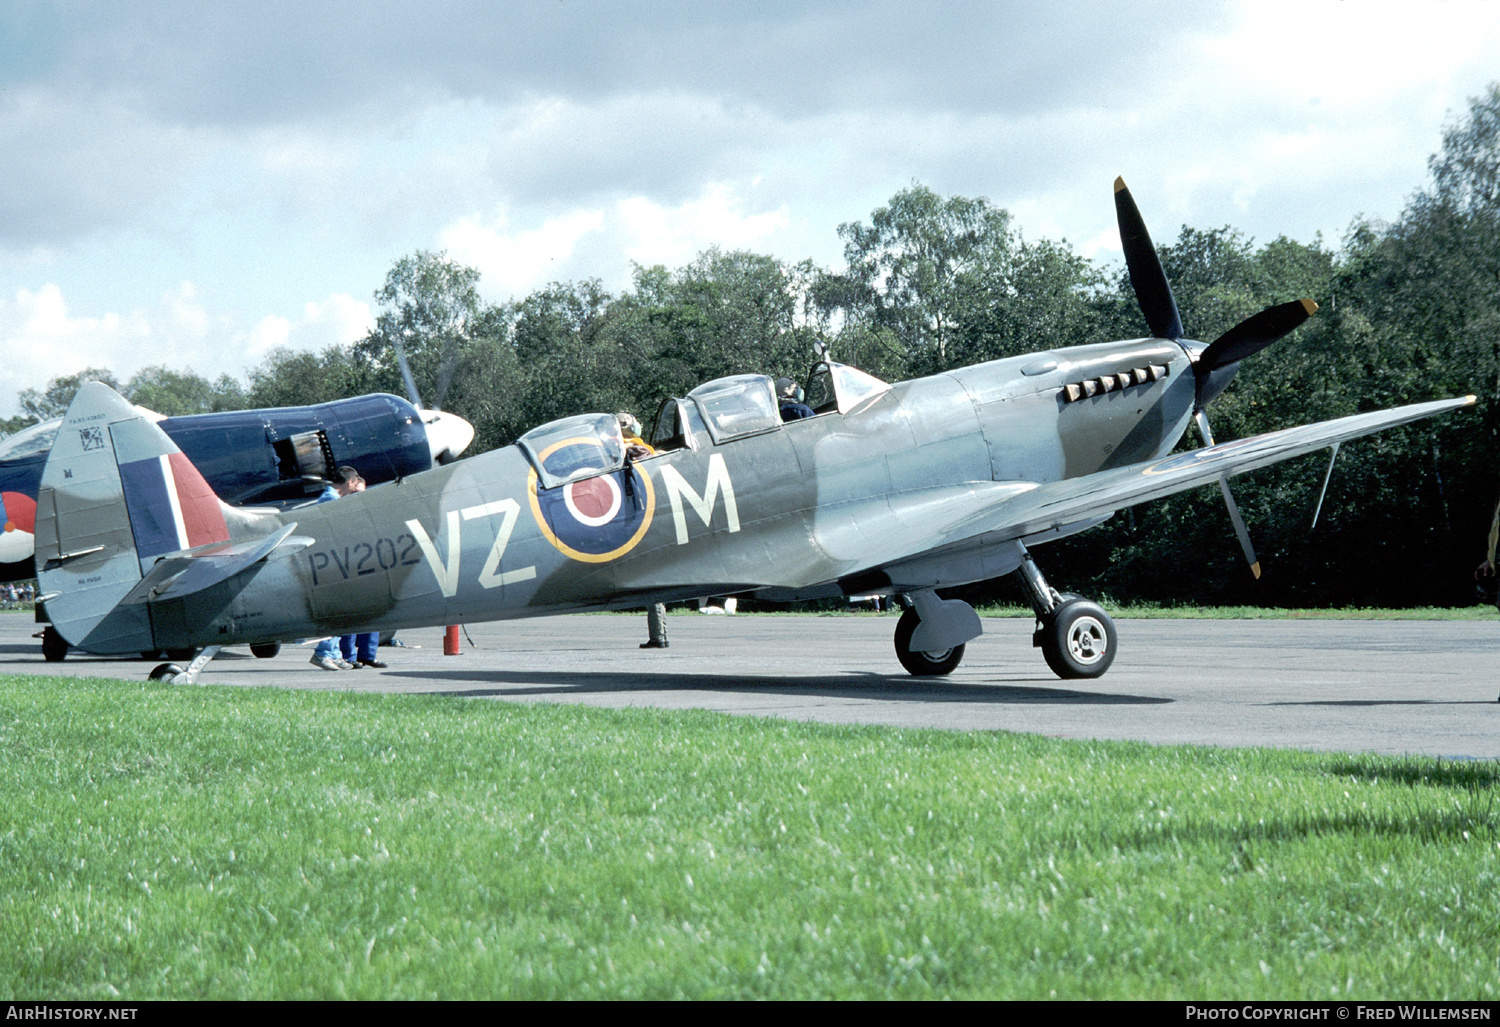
388;669;1172;705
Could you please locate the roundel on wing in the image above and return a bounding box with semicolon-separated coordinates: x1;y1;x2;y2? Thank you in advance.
528;440;654;563
0;491;37;564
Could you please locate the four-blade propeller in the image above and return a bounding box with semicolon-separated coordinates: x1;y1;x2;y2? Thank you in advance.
1113;177;1321;578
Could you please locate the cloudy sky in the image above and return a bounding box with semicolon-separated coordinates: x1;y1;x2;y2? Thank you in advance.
1;0;1498;417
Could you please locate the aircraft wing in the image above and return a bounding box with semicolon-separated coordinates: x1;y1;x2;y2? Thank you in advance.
835;395;1473;585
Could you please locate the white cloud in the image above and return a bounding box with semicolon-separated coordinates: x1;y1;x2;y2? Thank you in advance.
0;284;149;405
164;281;210;337
245;313;292;358
617;184;789;270
240;292;374;363
0;283;375;417
440;207;606;297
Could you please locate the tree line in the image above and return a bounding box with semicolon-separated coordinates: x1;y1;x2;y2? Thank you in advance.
9;85;1500;609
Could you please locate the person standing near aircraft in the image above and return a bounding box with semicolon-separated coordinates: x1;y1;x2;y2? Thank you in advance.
308;469;354;670
309;466;381;671
617;412;670;649
331;468;387;669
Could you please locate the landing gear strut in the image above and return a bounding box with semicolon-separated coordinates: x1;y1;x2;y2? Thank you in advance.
1014;543;1117;679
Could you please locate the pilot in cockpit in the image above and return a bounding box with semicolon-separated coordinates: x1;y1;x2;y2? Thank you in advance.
776;377;815;421
616;411;654;461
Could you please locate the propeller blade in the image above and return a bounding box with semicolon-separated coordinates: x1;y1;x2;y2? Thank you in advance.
1195;410;1261;579
1198;299;1318;374
1114;177;1183;341
392;335;424;410
1218;477;1261;579
430;337;461;413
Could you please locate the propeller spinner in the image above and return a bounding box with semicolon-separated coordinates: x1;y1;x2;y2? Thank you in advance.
1113;177;1320;578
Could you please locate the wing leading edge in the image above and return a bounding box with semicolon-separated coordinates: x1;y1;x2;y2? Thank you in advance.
836;396;1473;588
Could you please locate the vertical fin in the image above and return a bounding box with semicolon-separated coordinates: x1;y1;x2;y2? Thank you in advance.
35;382;230;654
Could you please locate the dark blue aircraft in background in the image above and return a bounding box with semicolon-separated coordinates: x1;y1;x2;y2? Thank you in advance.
0;393;474;581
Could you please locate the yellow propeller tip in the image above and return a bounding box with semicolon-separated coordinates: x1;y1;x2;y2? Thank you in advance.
1300;298;1319;316
1113;176;1127;193
1251;562;1262;580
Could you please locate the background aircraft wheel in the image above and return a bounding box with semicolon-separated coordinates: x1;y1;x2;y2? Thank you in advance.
250;643;281;659
149;663;184;682
42;626;68;662
893;608;965;676
166;648;197;662
1040;599;1116;679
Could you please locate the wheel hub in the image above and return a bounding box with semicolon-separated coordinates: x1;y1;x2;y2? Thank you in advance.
1066;616;1107;664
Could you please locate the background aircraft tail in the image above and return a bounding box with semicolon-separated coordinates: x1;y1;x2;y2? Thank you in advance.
35;382;236;654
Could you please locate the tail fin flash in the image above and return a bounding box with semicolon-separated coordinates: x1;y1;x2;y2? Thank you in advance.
117;443;230;561
36;382;231;654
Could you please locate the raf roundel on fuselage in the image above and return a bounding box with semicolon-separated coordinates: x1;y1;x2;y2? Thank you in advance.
521;413;656;563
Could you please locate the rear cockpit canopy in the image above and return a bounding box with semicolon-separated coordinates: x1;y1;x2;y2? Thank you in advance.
687;375;781;443
648;362;894;451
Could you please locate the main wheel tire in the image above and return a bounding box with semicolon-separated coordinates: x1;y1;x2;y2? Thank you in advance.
250;643;281;659
42;626;68;662
1040;599;1116;679
893;608;966;676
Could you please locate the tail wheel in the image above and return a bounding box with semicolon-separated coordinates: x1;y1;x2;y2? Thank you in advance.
41;626;67;663
893;608;965;676
1040;599;1117;679
250;643;281;659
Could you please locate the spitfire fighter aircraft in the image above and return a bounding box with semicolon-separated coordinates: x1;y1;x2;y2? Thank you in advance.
33;181;1473;683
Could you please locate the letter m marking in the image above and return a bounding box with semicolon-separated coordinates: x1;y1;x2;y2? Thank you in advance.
659;453;740;546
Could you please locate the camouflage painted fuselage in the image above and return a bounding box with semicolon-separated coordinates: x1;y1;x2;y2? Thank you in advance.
120;338;1194;654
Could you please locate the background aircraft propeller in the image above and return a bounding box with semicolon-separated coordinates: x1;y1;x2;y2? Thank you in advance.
392;333;472;466
1114;177;1320;578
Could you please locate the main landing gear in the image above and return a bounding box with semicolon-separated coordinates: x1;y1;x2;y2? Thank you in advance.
1015;544;1117;679
892;589;983;676
888;545;1118;679
889;543;1117;679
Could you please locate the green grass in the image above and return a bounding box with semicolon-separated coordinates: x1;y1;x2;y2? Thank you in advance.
1;674;1496;999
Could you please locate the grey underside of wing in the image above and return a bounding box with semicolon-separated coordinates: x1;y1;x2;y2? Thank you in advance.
829;396;1473;582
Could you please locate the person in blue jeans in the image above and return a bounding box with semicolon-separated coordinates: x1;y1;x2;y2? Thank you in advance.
309;467;387;670
340;630;384;669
